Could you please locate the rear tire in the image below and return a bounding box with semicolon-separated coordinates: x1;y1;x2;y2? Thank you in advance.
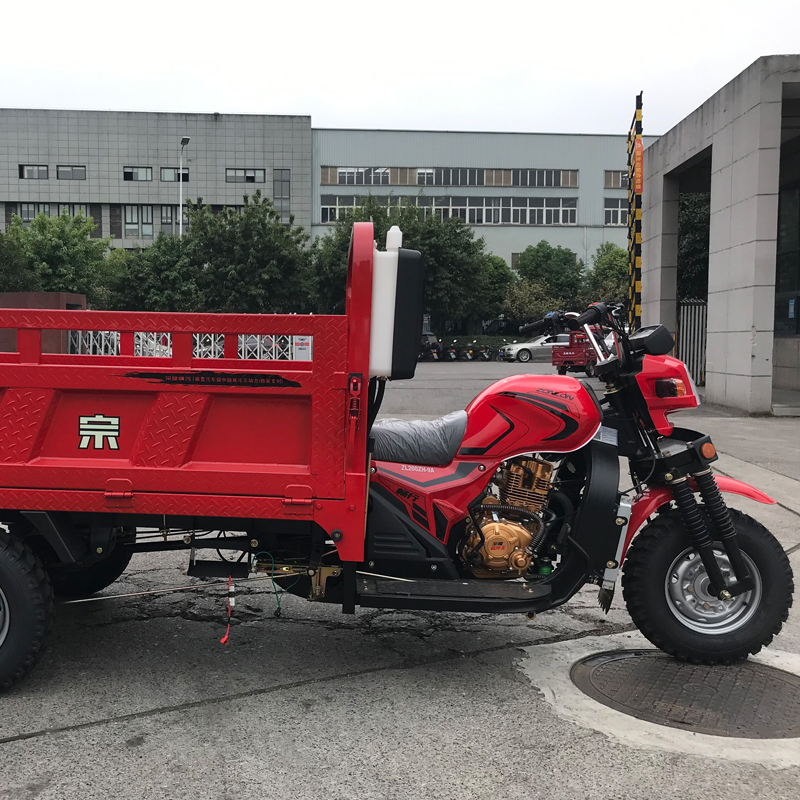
50;529;134;598
0;529;53;691
557;366;567;375
622;508;793;664
584;363;596;378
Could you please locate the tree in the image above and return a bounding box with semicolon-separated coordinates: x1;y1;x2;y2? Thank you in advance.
0;210;114;304
109;192;315;314
580;241;629;306
503;279;559;324
108;235;200;312
187;193;315;314
677;192;710;300
478;255;515;320
312;194;493;330
515;240;584;308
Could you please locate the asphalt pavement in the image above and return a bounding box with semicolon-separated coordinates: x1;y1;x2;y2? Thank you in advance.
1;362;799;799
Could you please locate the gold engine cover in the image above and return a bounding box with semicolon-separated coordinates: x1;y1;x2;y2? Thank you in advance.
464;519;535;578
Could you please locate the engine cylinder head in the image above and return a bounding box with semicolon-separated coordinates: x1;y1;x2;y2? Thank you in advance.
499;458;553;513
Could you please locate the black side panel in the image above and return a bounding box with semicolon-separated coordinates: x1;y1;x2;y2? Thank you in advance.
367;484;459;578
390;247;425;380
543;441;621;607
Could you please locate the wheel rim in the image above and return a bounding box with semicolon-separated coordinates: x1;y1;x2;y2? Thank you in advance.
0;586;10;648
665;546;762;634
518;350;530;362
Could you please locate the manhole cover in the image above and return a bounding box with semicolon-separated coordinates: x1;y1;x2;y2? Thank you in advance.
570;650;800;739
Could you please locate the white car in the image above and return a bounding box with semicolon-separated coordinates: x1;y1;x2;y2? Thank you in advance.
498;334;571;363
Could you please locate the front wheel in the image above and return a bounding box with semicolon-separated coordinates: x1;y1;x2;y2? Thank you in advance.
0;530;54;690
622;509;793;664
516;349;532;363
584;363;596;378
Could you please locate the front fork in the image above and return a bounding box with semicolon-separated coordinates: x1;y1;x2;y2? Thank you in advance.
666;470;754;599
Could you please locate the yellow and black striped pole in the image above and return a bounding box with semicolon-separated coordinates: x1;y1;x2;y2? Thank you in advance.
627;92;643;330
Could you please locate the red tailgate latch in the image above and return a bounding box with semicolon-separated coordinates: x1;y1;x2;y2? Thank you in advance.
348;373;363;426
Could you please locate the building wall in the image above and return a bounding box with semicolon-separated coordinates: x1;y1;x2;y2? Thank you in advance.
642;55;800;413
0;109;312;246
311;129;657;266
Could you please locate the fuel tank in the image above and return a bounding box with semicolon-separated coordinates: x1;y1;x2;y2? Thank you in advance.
458;374;602;460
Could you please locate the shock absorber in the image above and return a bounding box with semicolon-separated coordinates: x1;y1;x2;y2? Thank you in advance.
665;474;730;599
692;469;754;595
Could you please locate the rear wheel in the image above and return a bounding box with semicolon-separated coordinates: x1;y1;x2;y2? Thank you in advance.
584;363;596;378
0;529;53;690
622;509;793;664
557;366;567;375
517;349;531;363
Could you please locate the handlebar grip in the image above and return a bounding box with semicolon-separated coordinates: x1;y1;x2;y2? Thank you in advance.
519;318;546;335
567;303;607;330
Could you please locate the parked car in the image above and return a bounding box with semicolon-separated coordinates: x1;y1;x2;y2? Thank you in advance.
498;333;571;363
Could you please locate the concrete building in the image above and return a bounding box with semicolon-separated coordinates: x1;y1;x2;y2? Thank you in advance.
0;110;313;248
642;55;800;414
0;108;655;267
312;129;656;266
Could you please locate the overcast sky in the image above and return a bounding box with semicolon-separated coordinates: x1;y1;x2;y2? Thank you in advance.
2;1;797;137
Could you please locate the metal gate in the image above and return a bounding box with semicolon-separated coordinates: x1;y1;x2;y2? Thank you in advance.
676;299;707;386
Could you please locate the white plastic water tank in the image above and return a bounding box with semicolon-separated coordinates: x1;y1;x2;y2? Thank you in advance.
368;226;402;378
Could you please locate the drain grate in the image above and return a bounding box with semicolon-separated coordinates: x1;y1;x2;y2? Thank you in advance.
570;650;800;739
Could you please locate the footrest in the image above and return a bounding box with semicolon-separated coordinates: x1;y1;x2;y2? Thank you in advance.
187;560;250;579
358;577;551;613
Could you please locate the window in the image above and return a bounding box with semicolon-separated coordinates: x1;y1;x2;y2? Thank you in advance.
19;165;48;180
161;205;174;233
511;169;578;188
417;169;434;186
57;204;88;217
141;206;153;237
124;205;139;237
273;168;290;223
160;167;189;182
57;165;86;180
605;170;629;189
123;166;152;182
319;195;577;226
226;168;265;183
604;198;628;226
19;203;50;224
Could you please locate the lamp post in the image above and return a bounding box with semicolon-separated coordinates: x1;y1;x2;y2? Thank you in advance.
179;136;190;236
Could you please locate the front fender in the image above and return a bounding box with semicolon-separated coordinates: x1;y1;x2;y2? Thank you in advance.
623;476;776;558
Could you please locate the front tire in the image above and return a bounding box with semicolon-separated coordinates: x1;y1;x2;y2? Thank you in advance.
517;349;532;363
622;509;793;664
0;530;54;690
584;363;596;378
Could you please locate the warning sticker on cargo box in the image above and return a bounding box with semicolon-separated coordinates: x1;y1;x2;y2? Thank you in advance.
123;371;301;388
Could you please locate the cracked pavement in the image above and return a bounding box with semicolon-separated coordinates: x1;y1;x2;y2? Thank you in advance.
1;363;798;800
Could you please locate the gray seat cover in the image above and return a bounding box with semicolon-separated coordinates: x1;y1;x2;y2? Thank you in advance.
371;410;468;466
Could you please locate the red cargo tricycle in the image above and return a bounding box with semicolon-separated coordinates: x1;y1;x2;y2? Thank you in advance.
552;328;601;378
0;224;793;690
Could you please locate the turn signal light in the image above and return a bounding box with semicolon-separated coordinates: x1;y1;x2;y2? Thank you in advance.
655;378;687;398
701;442;716;459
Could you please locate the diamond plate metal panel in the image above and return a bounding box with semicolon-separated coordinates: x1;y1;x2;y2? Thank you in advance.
130;392;209;468
0;388;55;463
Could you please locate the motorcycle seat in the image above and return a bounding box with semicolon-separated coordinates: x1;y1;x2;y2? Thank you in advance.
371;410;468;466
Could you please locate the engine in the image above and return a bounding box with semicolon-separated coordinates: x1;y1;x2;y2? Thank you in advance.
462;457;554;578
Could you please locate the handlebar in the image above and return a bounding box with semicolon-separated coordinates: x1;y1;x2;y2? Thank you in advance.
519;318;548;335
567;303;607;330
